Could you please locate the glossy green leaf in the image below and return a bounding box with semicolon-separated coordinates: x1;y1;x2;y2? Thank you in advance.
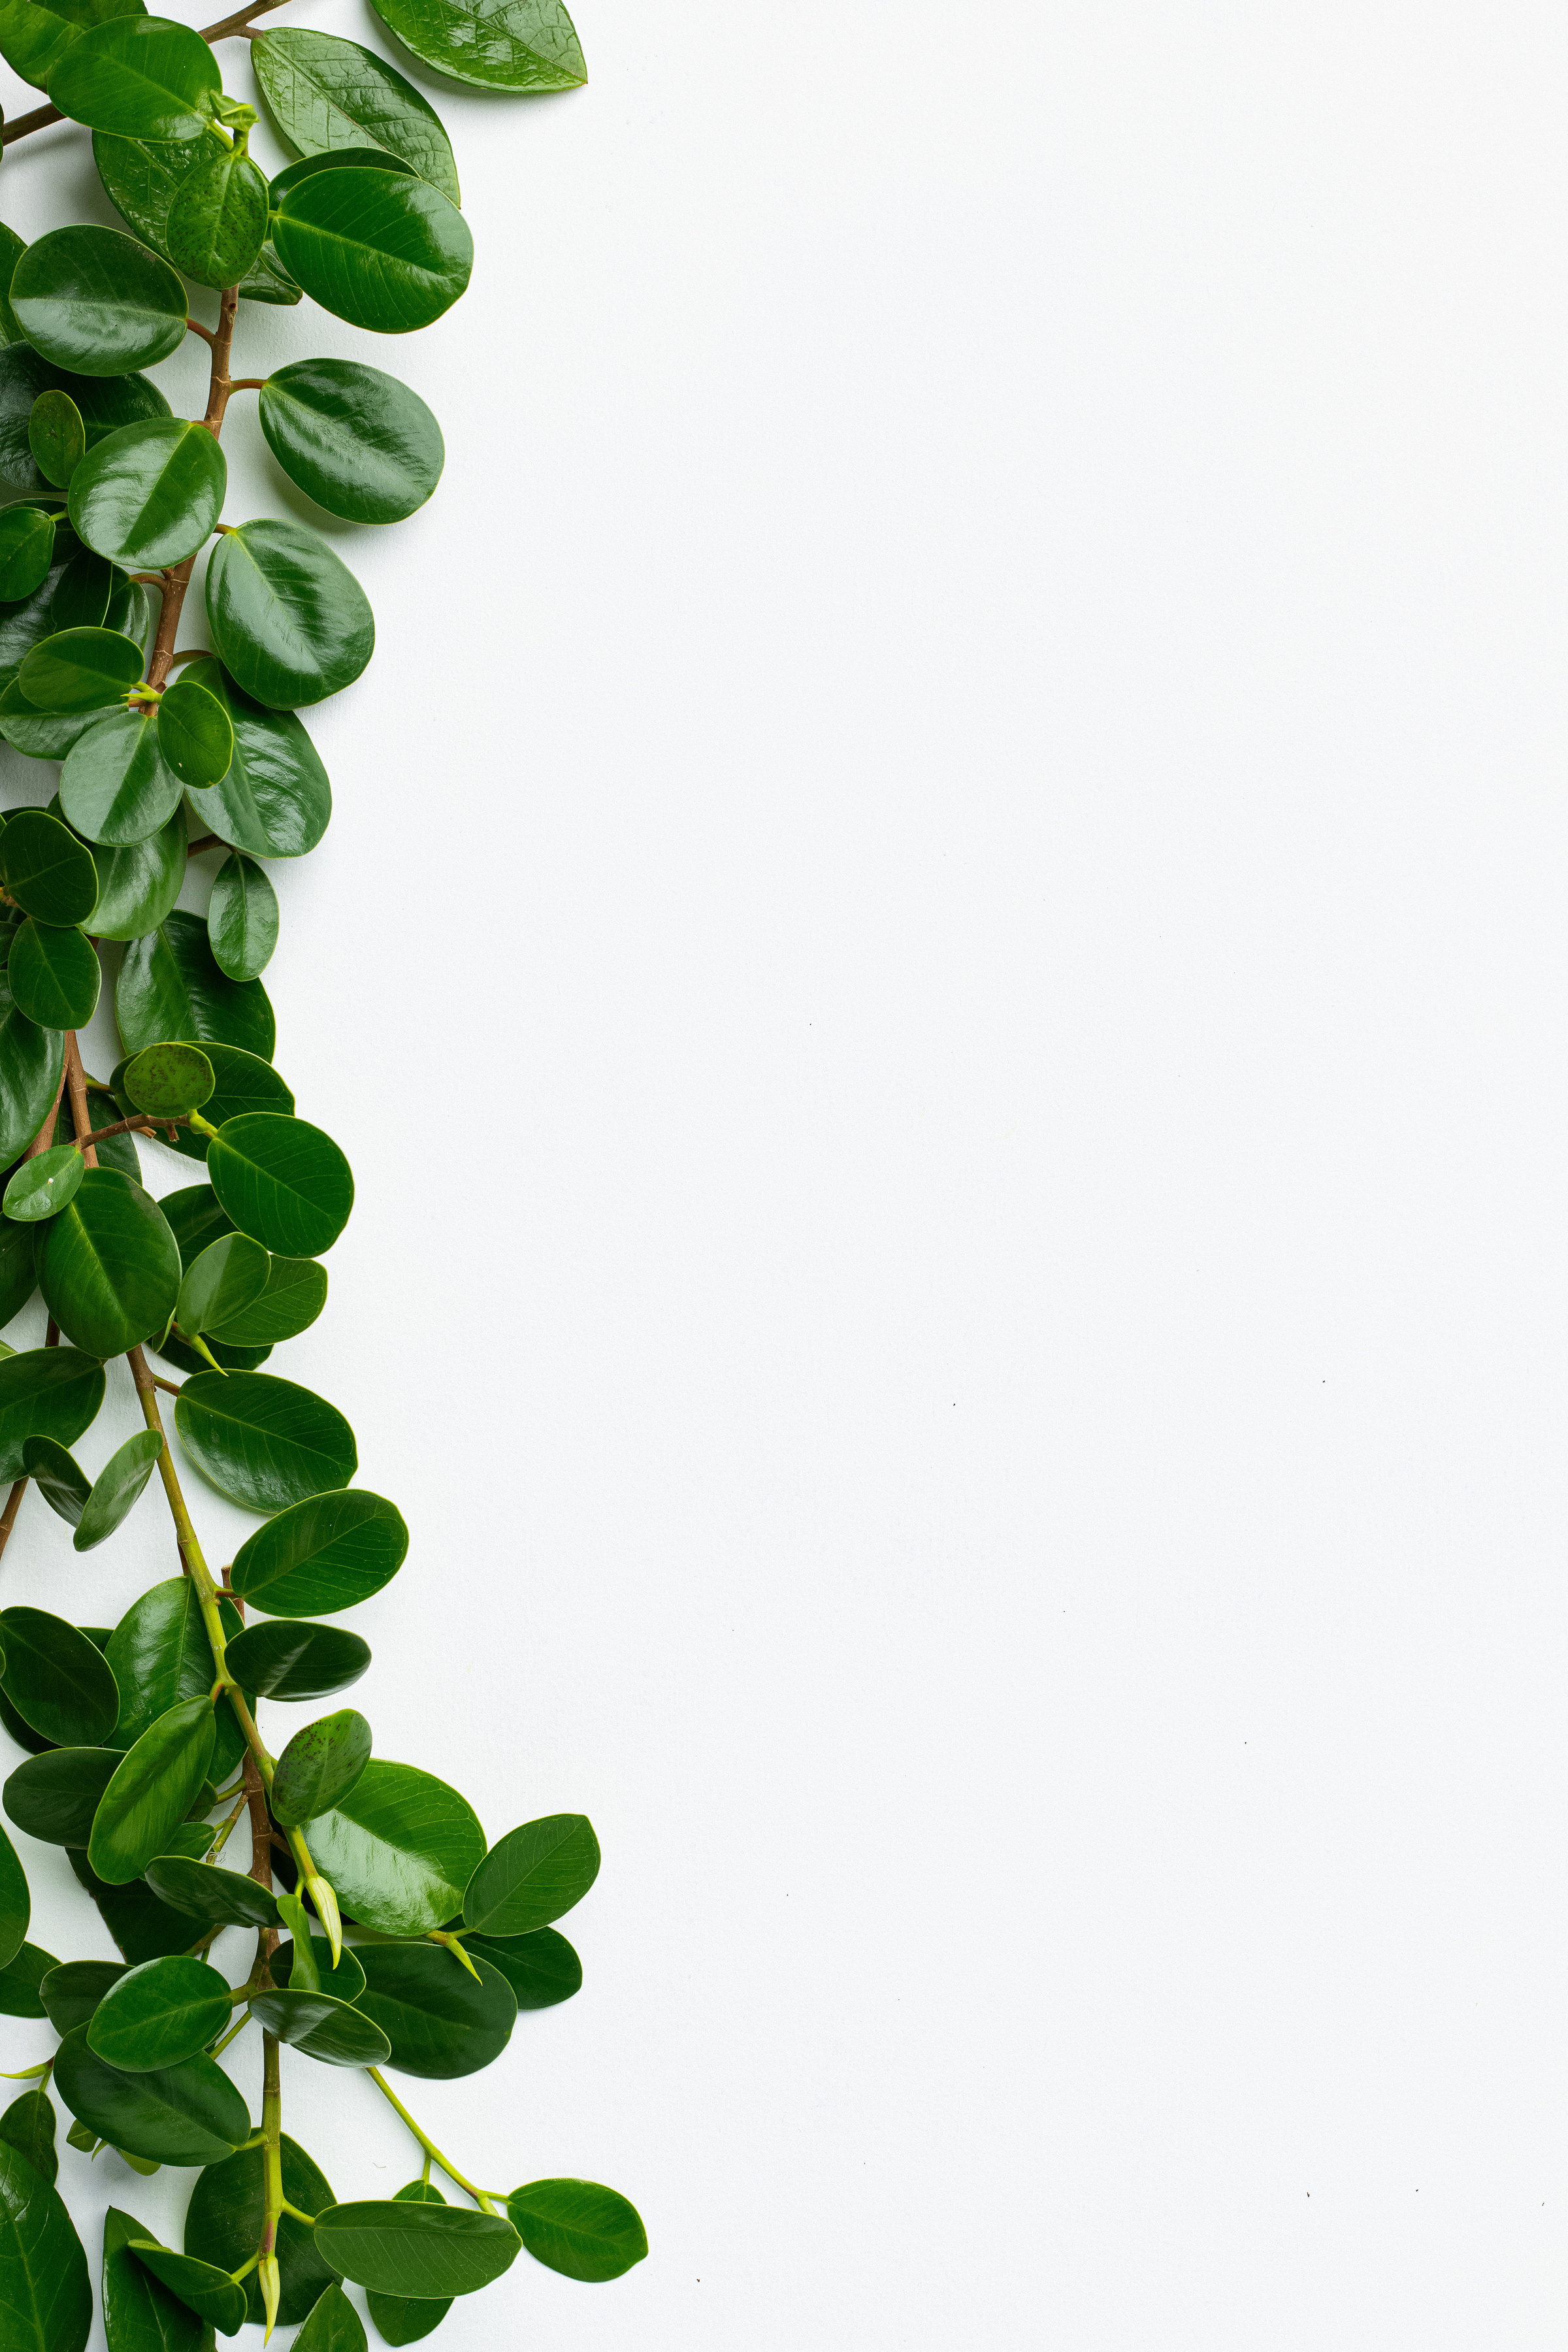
204;854;275;984
0;1218;36;1334
59;709;182;845
315;2200;520;2298
49;546;114;630
0;674;99;761
0;224;22;350
39;1958;125;2033
210;1252;324;1347
155;1181;233;1268
185;2138;336;2327
103;2202;214;2352
466;1924;581;2010
74;1425;164;1550
67;1847;197;1966
180;658;329;858
125;1041;212;1118
52;2022;246;2166
117;910;274;1062
463;1812;599;1937
253;28;459;201
69;797;186;939
154;1045;291;1173
20;1432;90;1520
0;1820;25;1969
302;1759;483;1939
0;345;171;498
206;1113;351;1256
128;2241;245;2337
18;625;141;712
365;2180;453;2345
270;144;417;199
50;15;220;140
229;1489;406;1615
0;1942;57;2020
7;920;99;1029
88;1953;230;2072
4;1746;118;1846
0;2089;55;2186
0;506;55;598
259;360;443;525
10;227;186;377
142;1854;278;1931
40;1166;180;1355
0;981;63;1168
272;168;472;335
506;2178;648;2283
69;416;224;572
158;676;231;789
166;145;267;289
2;808;98;923
175;1370;356;1512
222;1619;369;1701
105;1579;246;1780
371;0;585;91
205;519;372;711
87;1692;216;1884
272;1708;370;1825
0;1608;118;1744
293;2279;367;2352
271;1931;364;2004
0;2137;91;2352
175;1230;267;1339
3;1145;84;1224
26;391;84;492
0;0;82;95
354;1943;515;2080
0;1348;104;1480
248;1985;391;2067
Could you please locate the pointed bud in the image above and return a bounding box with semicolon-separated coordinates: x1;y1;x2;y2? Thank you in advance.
307;1874;342;1968
259;2253;280;2342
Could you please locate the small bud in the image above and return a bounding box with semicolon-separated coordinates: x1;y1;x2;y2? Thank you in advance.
307;1874;342;1968
259;2253;280;2342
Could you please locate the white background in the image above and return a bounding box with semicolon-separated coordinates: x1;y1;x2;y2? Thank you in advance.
0;0;1564;2344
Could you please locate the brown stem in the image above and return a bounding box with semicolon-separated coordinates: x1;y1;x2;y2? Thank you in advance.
144;288;241;694
26;1070;65;1164
0;1;293;146
187;834;224;855
61;1036;98;1172
76;1114;176;1151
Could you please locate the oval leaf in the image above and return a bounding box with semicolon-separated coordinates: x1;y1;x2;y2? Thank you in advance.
0;1607;118;1745
259;359;443;524
142;1853;280;1931
210;1252;325;1347
252;27;460;201
158;674;233;788
271;169;472;335
302;1759;484;1939
206;851;276;980
10;225;188;378
205;518;373;710
0;2139;91;2352
52;2021;248;2167
229;1490;407;1616
3;1144;84;1225
88;1953;231;2072
174;1370;356;1512
4;1745;119;1848
369;0;587;94
248;1985;391;2067
313;2200;521;2298
69;415;225;573
87;1693;216;1884
124;1041;214;1118
1;806;99;923
353;1942;516;2080
116;910;274;1061
222;1619;370;1701
167;147;269;289
506;2178;648;2283
180;658;331;858
206;1113;352;1256
39;1166;181;1356
75;1426;165;1551
59;708;182;847
462;1812;600;1938
272;1708;371;1825
0;1348;104;1480
6;919;99;1030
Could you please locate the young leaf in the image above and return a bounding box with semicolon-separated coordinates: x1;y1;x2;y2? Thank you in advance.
0;2138;92;2352
184;2136;338;2327
229;1490;407;1616
68;415;227;572
166;147;269;289
271;1929;365;2003
128;2240;247;2336
258;359;444;524
142;1854;280;1931
247;1985;391;2067
124;1041;215;1119
52;2023;248;2167
103;2202;214;2352
178;659;331;858
205;517;374;710
48;15;222;141
312;2200;521;2298
87;1953;231;2072
271;169;472;335
86;1693;217;1884
59;709;184;847
74;1426;165;1552
209;1252;325;1347
206;852;276;980
39;1168;182;1357
252;28;460;201
506;2178;649;2283
0;2087;56;2185
0;1348;105;1480
158;676;233;789
353;1942;516;2080
174;1370;357;1512
176;1231;269;1339
302;1759;484;1938
3;1144;85;1226
221;1620;370;1702
465;1924;581;2011
8;225;188;377
152;1044;292;1171
6;919;100;1029
1;807;99;923
369;0;587;93
462;1812;600;1937
272;1707;370;1825
206;1113;353;1256
0;1607;119;1745
4;1746;120;1847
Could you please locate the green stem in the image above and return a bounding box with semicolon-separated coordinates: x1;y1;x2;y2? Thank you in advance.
208;2012;251;2060
364;2068;498;2212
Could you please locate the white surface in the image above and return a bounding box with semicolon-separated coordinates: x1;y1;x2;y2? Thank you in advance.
0;0;1563;2344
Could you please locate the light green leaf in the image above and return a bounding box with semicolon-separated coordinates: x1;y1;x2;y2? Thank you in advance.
166;146;268;289
123;1040;213;1117
176;1230;267;1337
506;2178;648;2283
252;27;459;201
369;0;586;93
3;1145;84;1226
271;1707;370;1825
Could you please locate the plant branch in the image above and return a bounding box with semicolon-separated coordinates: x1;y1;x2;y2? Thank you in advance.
145;286;240;695
363;2068;500;2213
0;0;294;147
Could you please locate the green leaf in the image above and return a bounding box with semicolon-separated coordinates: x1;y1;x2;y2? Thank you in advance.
0;1218;36;1331
206;1113;351;1257
175;1230;267;1339
74;1425;164;1550
463;1812;599;1937
66;1847;197;1965
59;709;182;846
50;15;221;140
252;28;459;202
0;2137;92;2352
209;1252;323;1347
2;806;98;922
105;1578;247;1780
0;981;62;1166
185;2138;336;2326
354;1943;515;2080
39;1957;125;2032
0;674;98;762
0;505;55;598
124;1041;213;1118
20;1432;90;1520
9;225;186;376
370;0;585;91
229;1490;406;1615
116;910;274;1060
316;2201;520;2299
0;344;171;498
293;2279;367;2352
166;146;267;289
0;1607;118;1744
0;224;23;351
18;624;141;711
3;1145;84;1225
269;146;419;199
155;1181;233;1268
0;1942;58;2020
0;1820;25;1969
128;2240;246;2336
158;676;232;789
506;2178;647;2283
179;657;331;857
204;853;274;982
273;1929;364;2003
68;416;225;573
48;546;114;629
466;1924;581;2011
103;2202;214;2352
272;168;472;335
87;1692;216;1884
176;1371;355;1512
141;1853;278;1930
0;1347;104;1479
52;2021;246;2166
0;0;84;94
152;1042;291;1168
39;1166;181;1356
365;2180;453;2344
302;1759;484;1939
0;2089;56;2186
257;358;444;525
272;1708;370;1825
248;1985;391;2067
4;1745;118;1845
88;1953;230;2071
204;519;372;711
67;797;186;940
6;919;99;1028
26;391;84;492
222;1620;369;1701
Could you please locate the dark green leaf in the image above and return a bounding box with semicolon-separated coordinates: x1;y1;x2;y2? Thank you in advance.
370;0;585;91
2;806;98;922
26;391;84;492
229;1489;406;1615
88;1953;230;2071
0;2136;91;2352
365;2181;452;2344
0;980;62;1166
60;708;182;845
50;15;221;140
0;673;97;762
69;416;225;572
0;2089;55;2186
506;2178;647;2283
210;1252;323;1347
74;1424;164;1550
271;1930;363;2003
158;676;231;789
252;27;459;202
316;2200;519;2298
204;518;373;710
142;1853;278;1930
117;910;274;1061
293;2279;367;2352
204;853;274;981
248;1985;390;2067
270;144;418;197
179;657;329;860
3;1145;85;1224
184;2137;336;2326
103;2202;214;2352
206;1113;351;1256
125;1040;213;1118
68;797;186;940
0;0;82;95
0;1607;118;1744
354;1943;515;2080
175;1370;356;1512
53;2021;247;2166
0;1348;104;1479
174;1230;267;1341
303;1759;483;1939
222;1620;368;1701
466;1924;581;2011
0;1213;37;1329
258;359;443;524
7;920;99;1028
20;1432;90;1520
129;2240;245;2336
39;1166;180;1355
152;1041;291;1168
0;1942;57;2019
18;625;141;711
0;224;22;350
67;1846;197;1965
39;1957;125;2032
87;1692;216;1884
0;1819;25;1968
5;1745;118;1845
0;344;170;498
463;1812;599;1937
49;546;114;629
166;146;267;288
157;1181;231;1264
272;1707;370;1825
0;505;55;598
105;1578;246;1781
272;168;472;335
9;225;186;377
